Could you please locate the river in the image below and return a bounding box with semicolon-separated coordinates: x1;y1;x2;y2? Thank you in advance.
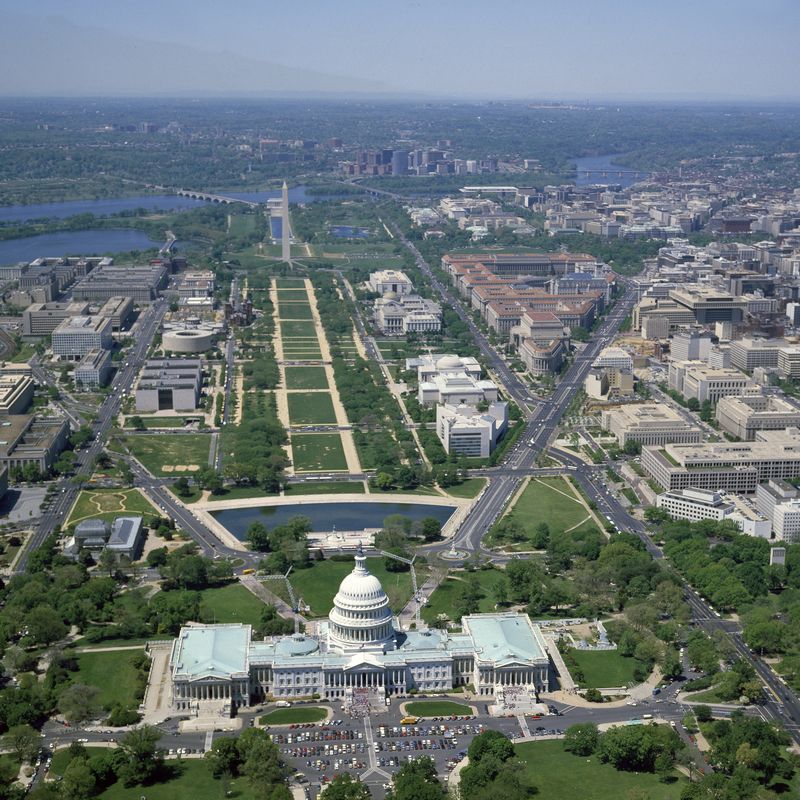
210;501;456;541
573;154;650;188
0;229;162;265
0;185;351;224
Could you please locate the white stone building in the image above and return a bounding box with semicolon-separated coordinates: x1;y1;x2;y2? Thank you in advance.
169;548;550;711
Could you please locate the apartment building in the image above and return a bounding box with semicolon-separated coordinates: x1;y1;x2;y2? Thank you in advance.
51;315;113;360
716;391;800;440
601;404;703;447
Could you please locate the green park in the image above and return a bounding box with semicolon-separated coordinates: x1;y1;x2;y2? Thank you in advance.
284;366;329;389
291;432;348;471
287;392;338;424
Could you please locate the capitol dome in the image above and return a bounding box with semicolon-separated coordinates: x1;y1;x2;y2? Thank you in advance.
328;546;395;653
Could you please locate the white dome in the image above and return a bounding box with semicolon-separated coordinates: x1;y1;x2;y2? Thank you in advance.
328;547;395;653
436;354;462;369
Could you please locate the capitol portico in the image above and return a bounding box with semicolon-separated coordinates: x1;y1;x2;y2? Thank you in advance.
169;548;551;711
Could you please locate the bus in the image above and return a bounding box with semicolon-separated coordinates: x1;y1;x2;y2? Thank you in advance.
401;716;419;725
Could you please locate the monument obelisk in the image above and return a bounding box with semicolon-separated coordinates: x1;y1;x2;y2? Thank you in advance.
281;181;291;262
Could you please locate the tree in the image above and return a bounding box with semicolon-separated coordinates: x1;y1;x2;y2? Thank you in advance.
493;576;509;607
128;416;145;430
58;684;102;725
117;725;163;787
25;604;67;645
387;756;444;800
246;522;271;552
205;736;241;778
694;705;712;723
319;773;372;800
60;758;96;800
98;548;118;578
2;725;39;764
563;723;598;756
174;476;191;497
420;517;441;542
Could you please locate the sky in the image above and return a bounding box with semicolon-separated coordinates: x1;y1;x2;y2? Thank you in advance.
1;0;799;99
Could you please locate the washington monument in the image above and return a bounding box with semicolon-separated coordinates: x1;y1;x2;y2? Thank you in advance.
281;180;291;262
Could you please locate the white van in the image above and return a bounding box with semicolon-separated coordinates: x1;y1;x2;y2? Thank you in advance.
275;700;292;708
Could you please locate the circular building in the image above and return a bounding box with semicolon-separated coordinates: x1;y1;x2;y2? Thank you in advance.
162;327;215;353
327;546;395;653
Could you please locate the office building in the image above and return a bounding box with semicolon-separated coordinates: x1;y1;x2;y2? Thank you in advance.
772;501;800;543
74;348;113;388
641;428;800;494
592;346;634;371
770;547;787;565
584;367;635;400
97;296;134;331
51;315;113;360
668;360;753;403
656;487;734;522
729;338;787;371
670;329;713;362
0;414;70;473
0;374;35;414
72;263;168;302
436;402;508;458
777;347;800;379
601;404;703;447
367;270;414;296
169;547;550;710
668;287;747;325
135;358;203;412
22;302;90;337
374;295;442;335
716;391;800;440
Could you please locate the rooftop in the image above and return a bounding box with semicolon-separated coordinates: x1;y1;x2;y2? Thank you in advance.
462;613;547;666
173;624;250;679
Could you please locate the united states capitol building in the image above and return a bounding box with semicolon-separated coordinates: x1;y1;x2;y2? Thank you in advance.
169;549;550;710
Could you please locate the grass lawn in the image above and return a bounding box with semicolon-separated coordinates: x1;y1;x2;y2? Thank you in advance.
278;558;427;617
570;649;640;688
291;433;348;471
285;481;365;495
280;320;318;339
283;349;322;361
276;278;307;288
278;303;313;320
199;583;266;625
260;706;328;725
67;488;159;526
288;393;337;425
515;740;683;800
207;485;276;502
125;416;190;429
445;478;486;499
74;649;145;709
276;289;310;300
284;366;329;390
404;700;472;717
124;433;211;476
51;751;259;799
489;477;599;544
421;569;506;626
228;214;257;237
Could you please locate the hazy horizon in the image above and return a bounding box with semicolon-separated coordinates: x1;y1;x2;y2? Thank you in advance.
1;1;798;101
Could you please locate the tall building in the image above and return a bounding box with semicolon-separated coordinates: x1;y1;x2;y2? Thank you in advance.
281;181;291;263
